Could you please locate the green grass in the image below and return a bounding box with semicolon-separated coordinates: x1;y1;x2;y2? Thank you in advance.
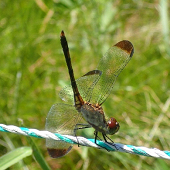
0;0;170;169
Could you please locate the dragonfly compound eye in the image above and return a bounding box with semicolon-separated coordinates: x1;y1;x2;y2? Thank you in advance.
107;117;120;135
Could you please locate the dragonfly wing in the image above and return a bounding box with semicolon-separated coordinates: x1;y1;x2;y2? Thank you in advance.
45;103;85;158
59;70;101;104
58;85;74;104
90;40;134;105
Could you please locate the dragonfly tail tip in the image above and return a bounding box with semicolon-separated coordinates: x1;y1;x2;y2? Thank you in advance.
61;30;65;37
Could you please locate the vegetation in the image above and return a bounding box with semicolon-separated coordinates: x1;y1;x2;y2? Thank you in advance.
0;0;170;169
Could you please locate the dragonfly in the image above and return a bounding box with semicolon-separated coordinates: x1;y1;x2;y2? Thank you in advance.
45;31;134;158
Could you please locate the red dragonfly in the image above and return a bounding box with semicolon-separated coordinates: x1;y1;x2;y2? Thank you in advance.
46;31;134;158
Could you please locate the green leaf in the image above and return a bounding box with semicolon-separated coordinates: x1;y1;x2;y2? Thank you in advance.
0;147;32;170
26;137;51;170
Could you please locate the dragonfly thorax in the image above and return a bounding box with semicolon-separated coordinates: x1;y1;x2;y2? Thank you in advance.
80;102;119;135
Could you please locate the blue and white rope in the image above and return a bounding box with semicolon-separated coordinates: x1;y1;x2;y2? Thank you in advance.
0;124;170;160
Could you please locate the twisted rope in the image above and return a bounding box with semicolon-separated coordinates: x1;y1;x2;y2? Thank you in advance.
0;124;170;159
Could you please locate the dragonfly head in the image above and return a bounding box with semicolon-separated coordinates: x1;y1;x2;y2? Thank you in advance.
107;117;120;135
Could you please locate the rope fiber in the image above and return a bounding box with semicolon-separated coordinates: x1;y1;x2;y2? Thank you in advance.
0;123;170;159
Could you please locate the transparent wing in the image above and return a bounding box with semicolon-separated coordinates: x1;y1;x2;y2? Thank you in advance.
45;103;86;158
90;40;134;105
59;70;102;104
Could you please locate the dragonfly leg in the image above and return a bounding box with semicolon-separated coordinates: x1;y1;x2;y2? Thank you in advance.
94;131;105;142
102;134;118;151
103;134;115;143
94;131;98;144
94;132;110;151
102;133;108;142
74;123;92;147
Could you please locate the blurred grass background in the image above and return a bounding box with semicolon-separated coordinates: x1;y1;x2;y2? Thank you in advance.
0;0;170;169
